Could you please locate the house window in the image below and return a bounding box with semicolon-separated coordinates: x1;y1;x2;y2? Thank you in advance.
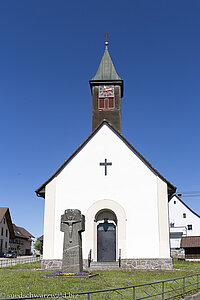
187;225;192;230
6;229;8;237
183;213;186;218
5;241;7;249
3;218;5;224
1;228;3;236
174;200;176;204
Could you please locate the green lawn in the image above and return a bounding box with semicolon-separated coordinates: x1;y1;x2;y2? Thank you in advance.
0;259;199;299
173;258;200;272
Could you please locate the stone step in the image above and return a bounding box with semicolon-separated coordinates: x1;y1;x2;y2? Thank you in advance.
89;261;119;270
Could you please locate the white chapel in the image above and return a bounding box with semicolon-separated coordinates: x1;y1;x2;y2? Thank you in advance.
36;42;176;270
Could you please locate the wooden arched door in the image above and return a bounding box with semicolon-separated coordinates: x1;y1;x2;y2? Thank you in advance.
97;222;116;262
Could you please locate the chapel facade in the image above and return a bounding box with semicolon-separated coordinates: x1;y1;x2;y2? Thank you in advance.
36;42;176;270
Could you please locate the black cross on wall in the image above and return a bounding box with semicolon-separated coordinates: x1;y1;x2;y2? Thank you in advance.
99;159;112;176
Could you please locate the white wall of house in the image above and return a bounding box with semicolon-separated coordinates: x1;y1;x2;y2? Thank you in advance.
43;124;170;261
0;217;10;254
169;195;200;249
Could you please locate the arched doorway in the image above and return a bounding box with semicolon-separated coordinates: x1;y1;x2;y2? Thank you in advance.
95;210;117;262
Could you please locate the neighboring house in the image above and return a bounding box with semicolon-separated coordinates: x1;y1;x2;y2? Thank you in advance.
0;208;15;256
181;236;200;259
9;224;34;255
169;195;200;249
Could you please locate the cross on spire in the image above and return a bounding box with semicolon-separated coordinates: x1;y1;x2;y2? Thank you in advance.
104;33;109;47
105;33;109;42
100;158;112;176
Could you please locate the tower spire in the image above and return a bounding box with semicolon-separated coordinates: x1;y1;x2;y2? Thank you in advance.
89;43;124;133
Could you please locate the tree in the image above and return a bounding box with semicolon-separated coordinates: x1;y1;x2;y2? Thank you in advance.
34;239;43;254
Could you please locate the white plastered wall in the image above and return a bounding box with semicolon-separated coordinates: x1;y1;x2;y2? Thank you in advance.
157;177;170;257
43;177;56;259
43;124;170;260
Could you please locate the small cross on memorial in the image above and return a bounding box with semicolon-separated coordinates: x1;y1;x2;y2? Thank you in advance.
100;158;112;176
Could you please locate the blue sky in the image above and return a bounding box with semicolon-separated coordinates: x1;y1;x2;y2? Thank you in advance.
0;0;200;238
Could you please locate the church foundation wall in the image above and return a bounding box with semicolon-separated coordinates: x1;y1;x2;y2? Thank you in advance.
120;258;173;270
41;258;173;270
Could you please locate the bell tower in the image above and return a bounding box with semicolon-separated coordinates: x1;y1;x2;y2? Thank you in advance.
89;41;124;133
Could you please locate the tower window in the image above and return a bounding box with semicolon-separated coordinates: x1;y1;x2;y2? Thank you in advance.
98;99;105;109
183;213;186;218
187;224;192;230
108;98;115;109
98;98;115;110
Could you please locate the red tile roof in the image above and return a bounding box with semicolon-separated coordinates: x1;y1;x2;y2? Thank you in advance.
13;224;34;240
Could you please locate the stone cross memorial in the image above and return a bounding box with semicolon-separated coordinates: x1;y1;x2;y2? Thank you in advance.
60;209;85;273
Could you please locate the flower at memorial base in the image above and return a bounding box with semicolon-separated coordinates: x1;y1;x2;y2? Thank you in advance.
46;271;89;277
45;272;62;276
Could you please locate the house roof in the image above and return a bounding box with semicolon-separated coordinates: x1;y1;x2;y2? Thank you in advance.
13;224;34;240
0;207;15;239
35;120;176;198
169;195;200;218
17;226;35;239
181;236;200;248
38;235;43;241
0;207;8;223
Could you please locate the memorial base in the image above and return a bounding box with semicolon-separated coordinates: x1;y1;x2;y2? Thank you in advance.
62;245;83;273
41;259;62;270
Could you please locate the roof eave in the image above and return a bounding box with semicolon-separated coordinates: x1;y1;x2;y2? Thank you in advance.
35;120;176;199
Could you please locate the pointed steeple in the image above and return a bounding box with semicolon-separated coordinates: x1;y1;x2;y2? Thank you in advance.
89;42;124;97
91;46;122;81
90;42;124;133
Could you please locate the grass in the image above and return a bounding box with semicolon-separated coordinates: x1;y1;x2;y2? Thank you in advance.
2;261;41;270
0;260;199;299
173;258;200;272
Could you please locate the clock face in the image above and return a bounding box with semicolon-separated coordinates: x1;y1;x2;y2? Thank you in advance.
99;85;114;98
